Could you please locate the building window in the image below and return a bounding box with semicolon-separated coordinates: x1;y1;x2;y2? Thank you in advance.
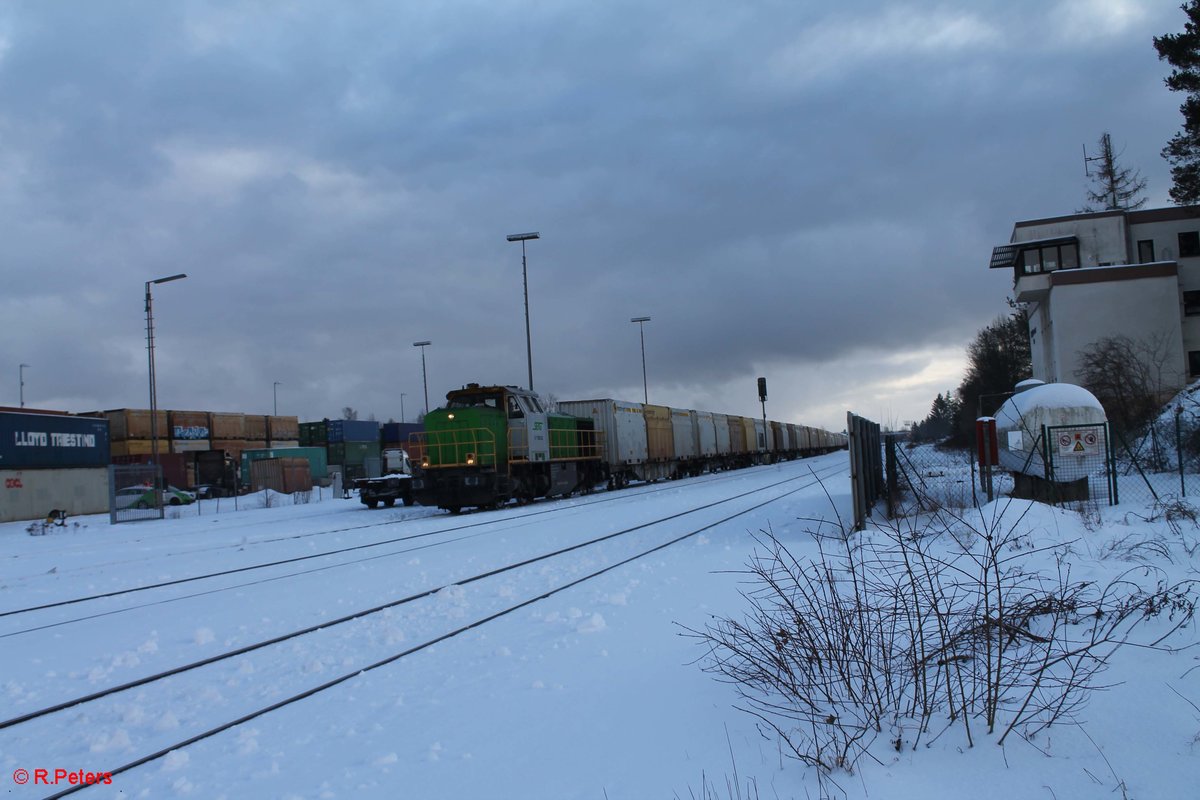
1186;291;1200;316
1018;242;1080;275
1138;239;1155;263
1179;231;1200;257
1191;351;1200;377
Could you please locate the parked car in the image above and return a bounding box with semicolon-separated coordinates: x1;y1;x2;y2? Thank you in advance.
114;484;196;509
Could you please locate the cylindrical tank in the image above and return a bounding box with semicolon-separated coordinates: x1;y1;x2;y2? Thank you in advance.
994;382;1106;480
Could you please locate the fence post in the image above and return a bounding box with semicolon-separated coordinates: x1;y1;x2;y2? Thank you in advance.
1177;406;1186;498
885;434;897;519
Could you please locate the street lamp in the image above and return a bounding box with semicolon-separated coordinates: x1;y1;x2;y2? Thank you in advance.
506;231;540;391
146;273;188;500
19;363;29;408
400;392;407;424
413;341;431;415
273;381;282;416
631;317;651;404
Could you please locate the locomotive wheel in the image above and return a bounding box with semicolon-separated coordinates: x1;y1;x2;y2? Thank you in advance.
383;497;396;507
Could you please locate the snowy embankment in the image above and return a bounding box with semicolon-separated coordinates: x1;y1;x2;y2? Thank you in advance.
0;453;1197;799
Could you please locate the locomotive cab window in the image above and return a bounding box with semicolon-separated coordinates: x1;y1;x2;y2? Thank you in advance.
449;393;501;410
507;396;525;419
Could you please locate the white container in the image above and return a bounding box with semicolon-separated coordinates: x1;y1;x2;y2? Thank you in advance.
712;413;731;455
693;411;718;458
558;399;648;466
671;408;697;460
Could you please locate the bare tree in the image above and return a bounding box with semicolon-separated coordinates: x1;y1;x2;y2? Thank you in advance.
341;407;359;421
1076;333;1175;436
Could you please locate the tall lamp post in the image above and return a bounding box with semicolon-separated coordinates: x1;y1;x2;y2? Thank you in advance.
400;392;407;424
413;341;431;416
19;363;29;408
146;273;188;499
631;317;651;404
273;381;282;416
506;231;540;391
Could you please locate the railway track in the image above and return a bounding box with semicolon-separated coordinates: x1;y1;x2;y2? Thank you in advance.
2;461;843;798
0;460;833;626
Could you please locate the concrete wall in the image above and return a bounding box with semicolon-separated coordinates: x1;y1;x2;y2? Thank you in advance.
0;468;109;523
1046;273;1185;391
1014;213;1128;267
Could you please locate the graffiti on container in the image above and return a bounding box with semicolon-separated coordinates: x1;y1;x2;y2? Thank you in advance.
173;426;210;440
5;478;22;489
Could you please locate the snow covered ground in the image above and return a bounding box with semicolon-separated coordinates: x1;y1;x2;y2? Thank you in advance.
1;452;1197;799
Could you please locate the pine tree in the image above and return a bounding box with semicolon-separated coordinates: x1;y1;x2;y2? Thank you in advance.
954;311;1032;442
1155;2;1200;205
1081;132;1147;212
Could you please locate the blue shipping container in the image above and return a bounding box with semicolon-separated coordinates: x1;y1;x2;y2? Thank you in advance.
381;422;424;443
0;411;111;469
327;419;380;443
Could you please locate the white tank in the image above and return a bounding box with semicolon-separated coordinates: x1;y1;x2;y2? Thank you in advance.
994;382;1106;479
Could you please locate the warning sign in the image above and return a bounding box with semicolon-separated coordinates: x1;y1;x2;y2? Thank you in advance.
1057;429;1099;456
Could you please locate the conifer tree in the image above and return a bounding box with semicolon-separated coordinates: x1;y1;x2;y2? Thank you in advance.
1081;132;1146;212
1155;1;1200;204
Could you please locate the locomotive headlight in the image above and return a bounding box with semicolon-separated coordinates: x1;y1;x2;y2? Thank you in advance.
447;413;455;420
466;453;476;466
421;457;430;468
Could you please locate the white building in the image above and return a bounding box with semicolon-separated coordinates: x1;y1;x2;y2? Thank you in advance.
990;206;1200;395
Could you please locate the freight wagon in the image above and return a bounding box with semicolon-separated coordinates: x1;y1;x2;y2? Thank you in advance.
411;384;845;513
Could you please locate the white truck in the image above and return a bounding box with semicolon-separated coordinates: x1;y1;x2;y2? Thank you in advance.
354;448;416;508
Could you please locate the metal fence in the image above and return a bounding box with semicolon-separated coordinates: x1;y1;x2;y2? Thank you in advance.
848;413;883;531
1110;418;1200;505
108;463;165;524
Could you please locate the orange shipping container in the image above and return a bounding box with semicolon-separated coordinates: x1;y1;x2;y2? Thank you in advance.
644;404;674;462
210;413;246;440
245;415;268;440
105;409;169;441
110;440;155;456
268;415;300;442
211;439;248;460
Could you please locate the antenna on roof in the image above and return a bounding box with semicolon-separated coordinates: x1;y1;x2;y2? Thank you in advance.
1082;141;1105;178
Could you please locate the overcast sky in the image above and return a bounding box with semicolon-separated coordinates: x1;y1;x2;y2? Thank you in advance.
0;0;1187;431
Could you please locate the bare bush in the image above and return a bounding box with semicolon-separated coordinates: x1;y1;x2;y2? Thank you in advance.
689;514;1198;777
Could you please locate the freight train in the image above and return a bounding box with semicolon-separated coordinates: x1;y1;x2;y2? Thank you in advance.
408;383;847;513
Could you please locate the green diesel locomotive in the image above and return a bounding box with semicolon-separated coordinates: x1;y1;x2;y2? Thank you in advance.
408;383;605;513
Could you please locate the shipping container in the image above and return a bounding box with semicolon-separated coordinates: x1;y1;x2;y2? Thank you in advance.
644;404;674;462
693;411;718;458
269;439;299;449
772;421;785;453
241;446;329;483
298;421;327;446
381;422;424;445
168;410;210;441
327;441;381;467
1;467;109;522
110;440;155;457
670;408;697;461
747;418;763;453
726;416;746;454
327;419;381;443
713;413;731;455
171;439;211;454
101;409;168;441
558;399;648;466
248;457;313;494
245;415;269;441
0;410;111;469
210;413;246;440
268;415;300;442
